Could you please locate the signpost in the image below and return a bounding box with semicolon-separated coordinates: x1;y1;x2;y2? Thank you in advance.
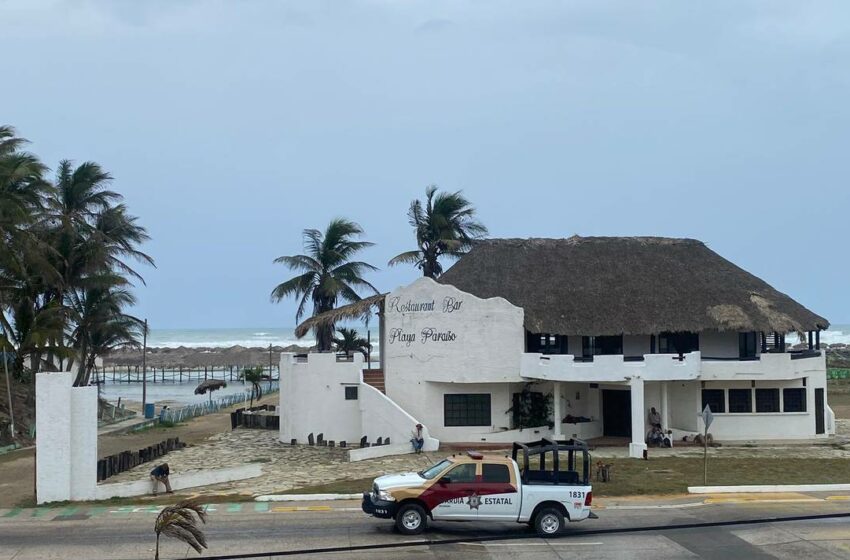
701;404;714;485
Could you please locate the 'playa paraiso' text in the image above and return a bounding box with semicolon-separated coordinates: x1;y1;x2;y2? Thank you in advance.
388;327;458;346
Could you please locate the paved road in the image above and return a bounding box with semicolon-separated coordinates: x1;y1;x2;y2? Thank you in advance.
1;495;849;559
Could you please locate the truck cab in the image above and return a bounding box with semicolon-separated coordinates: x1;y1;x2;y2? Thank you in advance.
362;438;594;537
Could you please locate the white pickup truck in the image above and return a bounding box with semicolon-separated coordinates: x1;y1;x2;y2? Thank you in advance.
362;438;595;537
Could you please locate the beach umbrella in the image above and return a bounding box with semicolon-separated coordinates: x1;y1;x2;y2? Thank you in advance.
194;379;227;403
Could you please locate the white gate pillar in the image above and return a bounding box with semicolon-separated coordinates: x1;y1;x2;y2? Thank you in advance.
660;382;670;431
552;382;563;439
629;377;647;458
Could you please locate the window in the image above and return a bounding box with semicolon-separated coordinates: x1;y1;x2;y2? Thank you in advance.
755;388;780;412
783;388;806;412
420;459;452;480
580;335;623;357
445;463;477;483
701;389;726;413
344;386;358;400
526;332;568;354
728;389;752;413
739;332;757;359
444;394;491;427
482;463;511;483
659;332;699;354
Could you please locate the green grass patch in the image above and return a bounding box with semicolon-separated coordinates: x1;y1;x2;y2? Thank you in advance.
277;457;850;498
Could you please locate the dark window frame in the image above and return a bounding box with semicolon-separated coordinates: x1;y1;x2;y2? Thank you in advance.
444;393;492;427
344;386;358;400
783;388;806;412
728;389;753;413
701;389;726;413
738;332;758;359
659;331;700;354
755;388;780;413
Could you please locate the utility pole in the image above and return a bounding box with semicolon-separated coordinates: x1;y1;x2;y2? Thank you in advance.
268;343;273;391
142;319;148;412
1;325;15;441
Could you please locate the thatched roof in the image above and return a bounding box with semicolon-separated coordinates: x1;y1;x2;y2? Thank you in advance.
438;236;829;336
194;379;227;395
294;293;386;338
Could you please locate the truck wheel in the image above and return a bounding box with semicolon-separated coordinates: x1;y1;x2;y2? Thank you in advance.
533;507;564;537
395;503;427;535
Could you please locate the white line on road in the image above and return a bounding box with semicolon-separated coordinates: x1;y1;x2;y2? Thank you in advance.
459;542;603;547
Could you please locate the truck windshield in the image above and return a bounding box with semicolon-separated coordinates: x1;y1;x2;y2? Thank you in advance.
418;459;452;480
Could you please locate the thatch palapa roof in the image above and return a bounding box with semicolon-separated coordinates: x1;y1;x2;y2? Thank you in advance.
194;379;227;395
437;236;829;336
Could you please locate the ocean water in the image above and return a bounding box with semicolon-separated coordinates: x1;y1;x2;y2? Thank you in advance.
145;327;315;348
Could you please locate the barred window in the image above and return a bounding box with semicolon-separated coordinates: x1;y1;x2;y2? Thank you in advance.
728;389;752;413
344;386;358;400
701;389;725;413
783;388;806;412
755;388;780;412
444;394;491;427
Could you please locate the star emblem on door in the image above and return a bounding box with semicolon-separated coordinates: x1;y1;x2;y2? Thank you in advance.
467;492;481;510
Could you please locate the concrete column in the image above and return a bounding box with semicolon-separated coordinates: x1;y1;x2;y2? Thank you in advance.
36;372;72;504
629;377;647;458
552;382;563;439
660;382;669;431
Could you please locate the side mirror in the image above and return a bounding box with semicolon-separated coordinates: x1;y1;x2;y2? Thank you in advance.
438;476;451;485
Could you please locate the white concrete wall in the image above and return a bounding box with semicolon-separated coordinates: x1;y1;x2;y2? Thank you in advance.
70;386;98;500
701;352;825;381
383;277;525;384
698;377;827;440
279;353;364;445
669;381;700;432
521;352;702;382
355;382;438;460
700;330;740;359
36;372;98;504
623;335;651;357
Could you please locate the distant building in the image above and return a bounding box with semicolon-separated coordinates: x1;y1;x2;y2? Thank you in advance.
280;236;832;459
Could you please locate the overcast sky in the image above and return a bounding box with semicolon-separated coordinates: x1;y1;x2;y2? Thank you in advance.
2;1;848;329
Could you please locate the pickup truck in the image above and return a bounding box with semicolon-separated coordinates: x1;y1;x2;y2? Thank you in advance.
362;438;594;537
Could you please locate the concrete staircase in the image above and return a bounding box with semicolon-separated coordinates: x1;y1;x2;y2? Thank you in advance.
363;369;385;394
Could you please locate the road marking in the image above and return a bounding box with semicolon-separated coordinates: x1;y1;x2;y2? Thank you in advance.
460;542;602;547
2;508;22;518
825;496;850;501
227;503;243;513
704;497;822;505
254;502;270;513
30;508;51;518
271;505;333;512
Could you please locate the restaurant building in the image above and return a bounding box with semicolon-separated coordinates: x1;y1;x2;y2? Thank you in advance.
280;236;833;459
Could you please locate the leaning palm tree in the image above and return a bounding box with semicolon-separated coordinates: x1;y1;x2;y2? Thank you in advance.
271;218;379;352
388;185;488;278
333;327;371;360
153;499;208;560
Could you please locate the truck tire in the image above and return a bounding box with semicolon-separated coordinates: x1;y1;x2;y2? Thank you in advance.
395;503;427;535
533;506;564;537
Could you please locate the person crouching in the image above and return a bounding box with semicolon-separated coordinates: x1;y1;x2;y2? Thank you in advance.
410;423;425;454
150;463;173;495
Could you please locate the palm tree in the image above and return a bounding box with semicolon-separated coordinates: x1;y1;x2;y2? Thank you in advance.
388;185;488;278
240;365;266;407
154;499;208;560
333;327;371;360
271;218;379;352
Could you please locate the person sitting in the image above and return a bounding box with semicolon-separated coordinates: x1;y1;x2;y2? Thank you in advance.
410;423;425;454
648;407;662;429
647;425;664;447
150;463;173;495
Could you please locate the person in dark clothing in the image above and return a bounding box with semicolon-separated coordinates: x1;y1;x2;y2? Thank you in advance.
150;463;173;495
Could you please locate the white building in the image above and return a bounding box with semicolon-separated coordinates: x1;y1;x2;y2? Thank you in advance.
280;236;833;459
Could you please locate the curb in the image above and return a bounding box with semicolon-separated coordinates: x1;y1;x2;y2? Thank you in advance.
255;493;362;502
689;484;850;494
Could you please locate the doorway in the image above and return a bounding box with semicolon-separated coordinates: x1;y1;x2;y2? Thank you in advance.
815;388;825;435
602;389;631;437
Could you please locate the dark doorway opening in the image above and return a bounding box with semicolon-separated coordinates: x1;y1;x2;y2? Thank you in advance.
602;389;631;437
815;388;825;435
